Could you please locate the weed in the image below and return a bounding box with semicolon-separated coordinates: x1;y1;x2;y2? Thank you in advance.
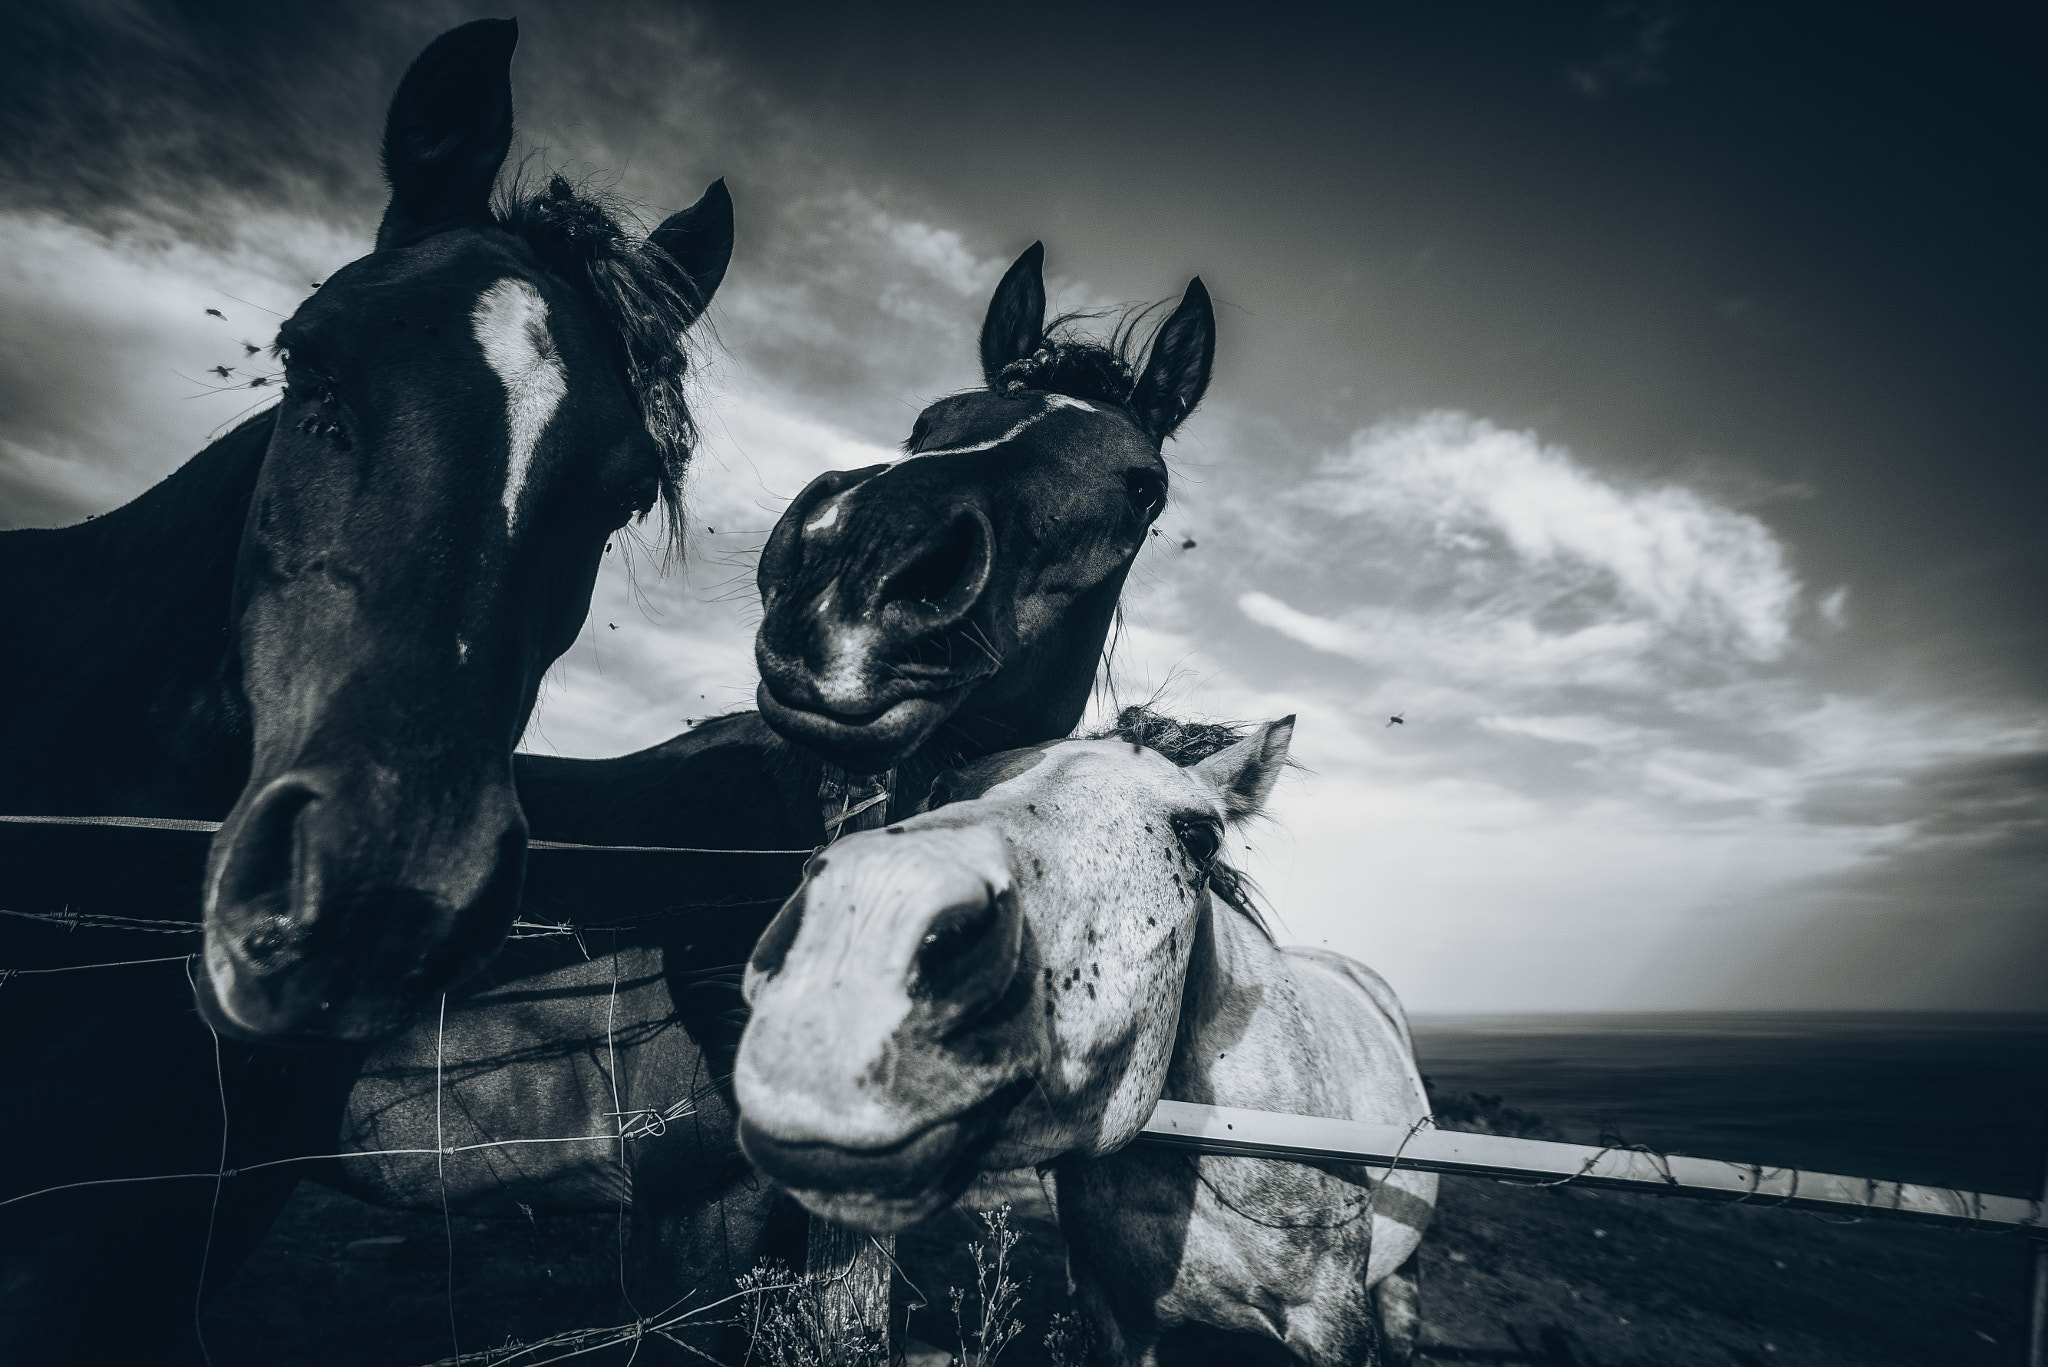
946;1205;1027;1367
736;1258;888;1367
1043;1310;1095;1367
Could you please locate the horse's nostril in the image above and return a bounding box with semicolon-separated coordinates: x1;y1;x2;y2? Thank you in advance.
913;885;1014;1005
917;895;992;981
217;776;323;931
881;514;987;612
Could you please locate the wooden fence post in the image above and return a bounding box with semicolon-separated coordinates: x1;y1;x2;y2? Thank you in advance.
2029;1147;2047;1367
809;766;901;1364
806;1220;898;1362
2029;1239;2046;1367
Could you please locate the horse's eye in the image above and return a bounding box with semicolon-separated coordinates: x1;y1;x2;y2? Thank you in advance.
1172;814;1221;867
1126;468;1167;523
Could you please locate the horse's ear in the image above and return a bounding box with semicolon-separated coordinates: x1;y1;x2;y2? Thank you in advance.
1192;715;1294;822
650;179;735;322
376;19;518;251
980;242;1047;385
1130;278;1216;443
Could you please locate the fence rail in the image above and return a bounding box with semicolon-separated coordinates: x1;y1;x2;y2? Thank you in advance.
1138;1099;2046;1231
8;812;2043;1361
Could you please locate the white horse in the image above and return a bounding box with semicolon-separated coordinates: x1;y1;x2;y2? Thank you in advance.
734;714;1437;1366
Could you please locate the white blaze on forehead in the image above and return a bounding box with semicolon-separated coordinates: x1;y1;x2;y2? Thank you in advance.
471;278;569;534
896;393;1098;464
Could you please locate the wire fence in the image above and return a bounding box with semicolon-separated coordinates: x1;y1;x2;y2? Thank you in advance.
4;816;2045;1365
0;931;809;1366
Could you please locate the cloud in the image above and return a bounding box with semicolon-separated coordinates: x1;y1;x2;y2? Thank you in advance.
1566;0;1682;98
0;208;356;528
1634;748;2048;1010
1217;410;1812;820
1295;410;1800;662
1090;400;2046;1011
6;5;2037;1016
1241;590;1660;691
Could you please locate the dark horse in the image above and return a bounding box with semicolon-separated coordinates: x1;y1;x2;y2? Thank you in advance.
1;18;733;1042
0;19;729;1362
323;244;1219;1358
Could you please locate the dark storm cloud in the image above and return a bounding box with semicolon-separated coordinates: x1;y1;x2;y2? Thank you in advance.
1800;751;2048;842
4;0;2042;1011
1641;751;2048;1010
1566;0;1682;97
0;1;463;238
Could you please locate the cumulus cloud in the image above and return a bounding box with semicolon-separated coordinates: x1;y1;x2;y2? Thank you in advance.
7;4;2038;1014
1294;410;1801;662
1241;589;1661;691
1216;409;1814;824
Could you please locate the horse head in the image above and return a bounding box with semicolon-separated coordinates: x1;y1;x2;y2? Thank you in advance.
753;243;1215;776
733;714;1294;1231
198;19;732;1043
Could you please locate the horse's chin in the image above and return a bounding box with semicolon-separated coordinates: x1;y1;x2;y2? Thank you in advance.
755;682;969;775
737;1080;1027;1233
781;1184;960;1235
195;938;434;1046
737;1112;981;1232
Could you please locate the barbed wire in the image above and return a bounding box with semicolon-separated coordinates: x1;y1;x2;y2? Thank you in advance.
0;906;202;934
0;811;819;857
6;834;2042;1361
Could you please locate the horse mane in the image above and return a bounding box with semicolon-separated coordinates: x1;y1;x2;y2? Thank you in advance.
1091;704;1275;941
984;305;1169;425
495;173;707;558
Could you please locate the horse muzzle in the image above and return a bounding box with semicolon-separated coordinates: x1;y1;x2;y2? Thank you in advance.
755;472;1000;774
198;769;526;1042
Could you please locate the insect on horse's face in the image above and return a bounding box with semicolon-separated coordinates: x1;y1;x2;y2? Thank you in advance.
734;724;1293;1233
198;19;730;1043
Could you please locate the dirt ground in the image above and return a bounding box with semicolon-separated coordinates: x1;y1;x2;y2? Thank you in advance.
203;1158;2034;1366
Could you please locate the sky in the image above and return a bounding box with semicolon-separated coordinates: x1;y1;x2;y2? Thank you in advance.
2;0;2041;1013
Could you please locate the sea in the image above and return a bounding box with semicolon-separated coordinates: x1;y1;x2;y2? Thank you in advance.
1408;1010;2048;1198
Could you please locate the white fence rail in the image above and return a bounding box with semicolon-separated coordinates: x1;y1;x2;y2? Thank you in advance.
1138;1099;2045;1230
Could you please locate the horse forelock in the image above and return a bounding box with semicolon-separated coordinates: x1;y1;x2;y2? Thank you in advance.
494;174;705;557
903;305;1170;447
993;308;1158;414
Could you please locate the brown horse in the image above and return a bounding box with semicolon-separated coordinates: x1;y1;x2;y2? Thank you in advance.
735;714;1438;1366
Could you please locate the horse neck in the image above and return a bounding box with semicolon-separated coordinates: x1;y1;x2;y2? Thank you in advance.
0;411;275;816
1162;895;1296;1108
